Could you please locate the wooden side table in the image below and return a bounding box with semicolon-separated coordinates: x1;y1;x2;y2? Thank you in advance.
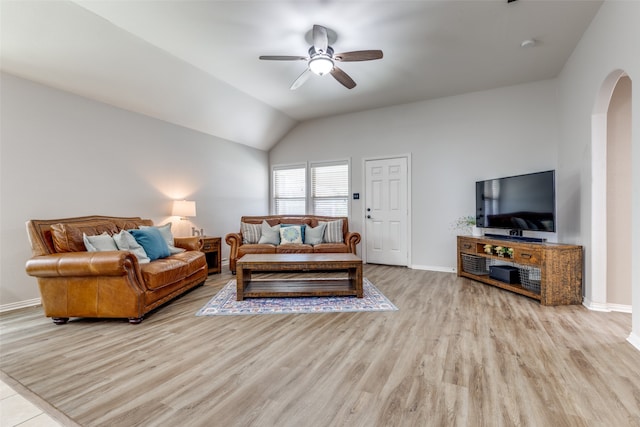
201;236;221;275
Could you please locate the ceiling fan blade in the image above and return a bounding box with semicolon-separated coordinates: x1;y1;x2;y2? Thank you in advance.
334;50;383;62
290;69;312;90
330;66;356;89
259;55;307;61
312;24;329;53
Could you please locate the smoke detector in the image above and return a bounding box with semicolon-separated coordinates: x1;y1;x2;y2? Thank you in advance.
520;39;536;48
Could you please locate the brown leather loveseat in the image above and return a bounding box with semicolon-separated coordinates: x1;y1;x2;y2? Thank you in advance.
225;215;361;274
25;215;208;324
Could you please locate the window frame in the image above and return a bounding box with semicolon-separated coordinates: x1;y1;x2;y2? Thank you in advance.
271;163;307;215
309;159;351;217
271;158;351;217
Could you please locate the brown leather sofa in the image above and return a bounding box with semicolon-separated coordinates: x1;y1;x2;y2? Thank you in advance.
25;215;208;324
225;215;361;274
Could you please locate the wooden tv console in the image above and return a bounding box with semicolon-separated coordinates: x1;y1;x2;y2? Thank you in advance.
457;236;583;305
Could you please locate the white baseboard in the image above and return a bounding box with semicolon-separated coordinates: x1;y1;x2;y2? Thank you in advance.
0;298;41;313
582;298;632;313
606;303;632;313
582;298;611;312
627;332;640;351
411;264;456;273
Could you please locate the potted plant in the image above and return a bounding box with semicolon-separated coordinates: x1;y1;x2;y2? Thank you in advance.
494;246;514;258
452;215;482;236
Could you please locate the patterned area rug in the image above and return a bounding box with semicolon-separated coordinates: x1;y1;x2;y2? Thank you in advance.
196;278;398;316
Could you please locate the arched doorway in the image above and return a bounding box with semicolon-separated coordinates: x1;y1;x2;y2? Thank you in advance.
589;70;633;313
606;76;632;311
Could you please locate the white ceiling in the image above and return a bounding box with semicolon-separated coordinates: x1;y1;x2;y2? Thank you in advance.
1;0;603;150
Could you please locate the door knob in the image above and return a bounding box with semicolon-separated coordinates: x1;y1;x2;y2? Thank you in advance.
367;215;371;219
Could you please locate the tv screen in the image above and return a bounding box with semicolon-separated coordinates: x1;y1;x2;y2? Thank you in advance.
476;170;556;232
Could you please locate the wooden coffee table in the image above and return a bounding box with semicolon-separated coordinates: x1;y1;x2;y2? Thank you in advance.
235;253;363;301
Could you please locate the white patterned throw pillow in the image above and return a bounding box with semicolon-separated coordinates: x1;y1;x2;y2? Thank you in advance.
280;225;303;244
241;222;262;244
320;219;343;243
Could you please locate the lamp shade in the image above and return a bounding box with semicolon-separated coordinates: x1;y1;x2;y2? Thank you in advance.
309;56;334;76
172;200;196;218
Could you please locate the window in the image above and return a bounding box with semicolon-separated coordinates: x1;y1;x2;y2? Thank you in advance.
311;161;349;216
272;165;306;215
272;160;350;216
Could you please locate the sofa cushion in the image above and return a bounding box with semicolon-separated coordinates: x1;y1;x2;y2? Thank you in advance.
280;225;303;244
139;257;191;290
313;243;349;253
304;223;327;245
129;228;171;261
258;220;280;245
140;223;185;255
113;230;150;264
320;219;344;243
51;221;119;253
83;232;118;252
168;250;207;270
276;244;313;254
112;218;153;231
241;222;262;244
238;244;276;257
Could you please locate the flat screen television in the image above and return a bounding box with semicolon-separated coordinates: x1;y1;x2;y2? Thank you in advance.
476;170;556;232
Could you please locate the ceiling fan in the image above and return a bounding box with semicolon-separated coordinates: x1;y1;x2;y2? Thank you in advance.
259;24;383;90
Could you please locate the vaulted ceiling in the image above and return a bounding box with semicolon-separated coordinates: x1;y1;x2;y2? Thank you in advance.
1;0;603;150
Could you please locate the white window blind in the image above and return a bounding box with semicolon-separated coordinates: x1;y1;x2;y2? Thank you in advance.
273;165;306;215
311;161;349;216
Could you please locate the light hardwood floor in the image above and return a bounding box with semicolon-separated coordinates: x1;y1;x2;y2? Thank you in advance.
1;265;638;427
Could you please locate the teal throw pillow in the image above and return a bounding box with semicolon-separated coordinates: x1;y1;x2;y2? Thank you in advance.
258;220;281;245
140;223;185;254
304;223;327;245
129;227;171;261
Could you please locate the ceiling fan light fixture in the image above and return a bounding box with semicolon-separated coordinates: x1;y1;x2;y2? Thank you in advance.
309;56;334;76
260;25;382;89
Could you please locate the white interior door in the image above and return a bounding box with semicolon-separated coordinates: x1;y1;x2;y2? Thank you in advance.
365;157;408;266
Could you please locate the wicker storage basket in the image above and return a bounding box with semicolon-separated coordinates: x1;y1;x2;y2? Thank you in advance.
519;265;542;294
461;254;489;275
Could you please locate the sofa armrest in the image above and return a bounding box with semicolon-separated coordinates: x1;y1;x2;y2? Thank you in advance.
225;233;242;273
345;232;361;254
25;252;138;278
174;237;203;251
225;233;241;255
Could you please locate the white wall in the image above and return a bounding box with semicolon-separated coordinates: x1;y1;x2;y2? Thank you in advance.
270;79;560;270
556;0;640;347
0;72;269;308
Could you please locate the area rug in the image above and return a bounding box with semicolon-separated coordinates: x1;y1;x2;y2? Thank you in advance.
196;278;398;316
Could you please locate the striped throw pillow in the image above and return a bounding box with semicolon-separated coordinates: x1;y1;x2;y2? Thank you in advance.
241;222;262;244
320;219;343;243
